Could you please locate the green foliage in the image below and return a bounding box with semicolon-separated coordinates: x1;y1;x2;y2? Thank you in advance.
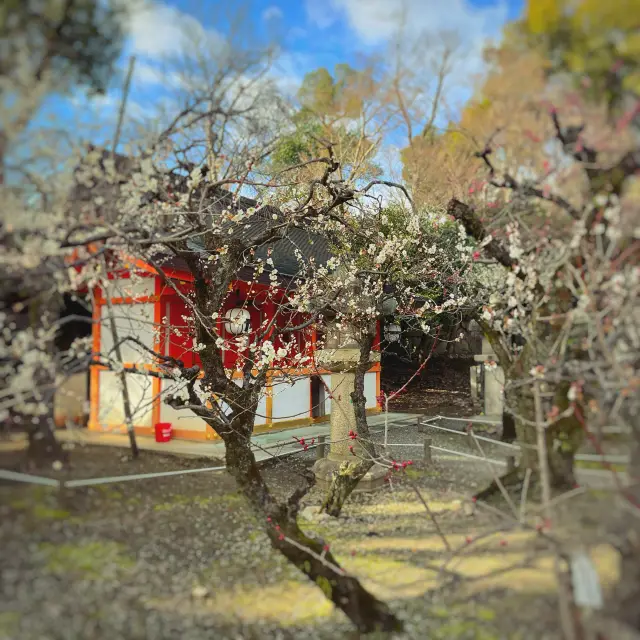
297;64;374;119
517;0;640;108
269;117;324;169
269;63;382;179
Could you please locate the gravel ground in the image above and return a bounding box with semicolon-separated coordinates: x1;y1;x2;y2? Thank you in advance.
293;416;510;495
0;428;618;640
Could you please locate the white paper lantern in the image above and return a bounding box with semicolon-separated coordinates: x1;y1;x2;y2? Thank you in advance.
384;323;401;343
224;308;251;335
381;297;398;316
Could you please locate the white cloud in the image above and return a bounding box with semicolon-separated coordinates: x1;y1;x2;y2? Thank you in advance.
125;1;223;59
305;0;338;29
133;60;185;90
262;5;284;22
328;0;507;45
134;60;165;86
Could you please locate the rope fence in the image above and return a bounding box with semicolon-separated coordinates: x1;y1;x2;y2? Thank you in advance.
417;416;630;465
0;415;628;489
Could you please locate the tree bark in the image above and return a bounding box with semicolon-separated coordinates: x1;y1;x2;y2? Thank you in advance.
223;430;402;633
26;414;67;469
319;459;375;517
501;409;517;442
22;296;68;468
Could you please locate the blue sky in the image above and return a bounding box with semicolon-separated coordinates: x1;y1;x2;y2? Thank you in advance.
48;0;526;165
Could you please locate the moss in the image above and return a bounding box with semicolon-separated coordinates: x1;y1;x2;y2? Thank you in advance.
149;580;335;626
427;603;501;639
153;492;246;512
405;466;441;480
476;607;497;622
39;540;135;579
10;486;55;509
247;530;263;543
9;498;29;510
315;575;332;599
434;620;500;640
0;611;21;636
97;487;123;500
337;553;436;599
298;521;336;542
575;461;627;472
354;499;461;517
32;504;71;520
10;491;74;521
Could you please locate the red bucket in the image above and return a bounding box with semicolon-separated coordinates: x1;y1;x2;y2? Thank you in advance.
155;422;172;443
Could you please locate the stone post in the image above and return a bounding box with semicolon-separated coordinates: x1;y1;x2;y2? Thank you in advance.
473;335;504;419
312;323;385;492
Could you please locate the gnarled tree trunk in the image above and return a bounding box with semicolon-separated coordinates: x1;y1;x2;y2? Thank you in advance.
26;414;67;469
223;427;402;633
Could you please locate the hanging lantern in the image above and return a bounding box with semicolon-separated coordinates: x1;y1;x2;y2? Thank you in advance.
381;296;398;316
384;323;402;343
224;308;251;335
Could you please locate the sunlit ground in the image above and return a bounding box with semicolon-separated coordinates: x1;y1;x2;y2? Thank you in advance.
0;448;622;639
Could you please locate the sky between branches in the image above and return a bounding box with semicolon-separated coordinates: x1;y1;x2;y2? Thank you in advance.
31;0;525;181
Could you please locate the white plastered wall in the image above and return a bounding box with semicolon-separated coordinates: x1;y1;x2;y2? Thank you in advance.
98;370;154;427
319;371;377;414
271;376;310;423
106;275;155;300
98;292;156;428
364;372;377;409
321;374;332;414
100;302;155;365
158;378;208;433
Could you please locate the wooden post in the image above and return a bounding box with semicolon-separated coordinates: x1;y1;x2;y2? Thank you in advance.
506;455;516;473
417;416;423;434
423;438;432;464
316;435;326;460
